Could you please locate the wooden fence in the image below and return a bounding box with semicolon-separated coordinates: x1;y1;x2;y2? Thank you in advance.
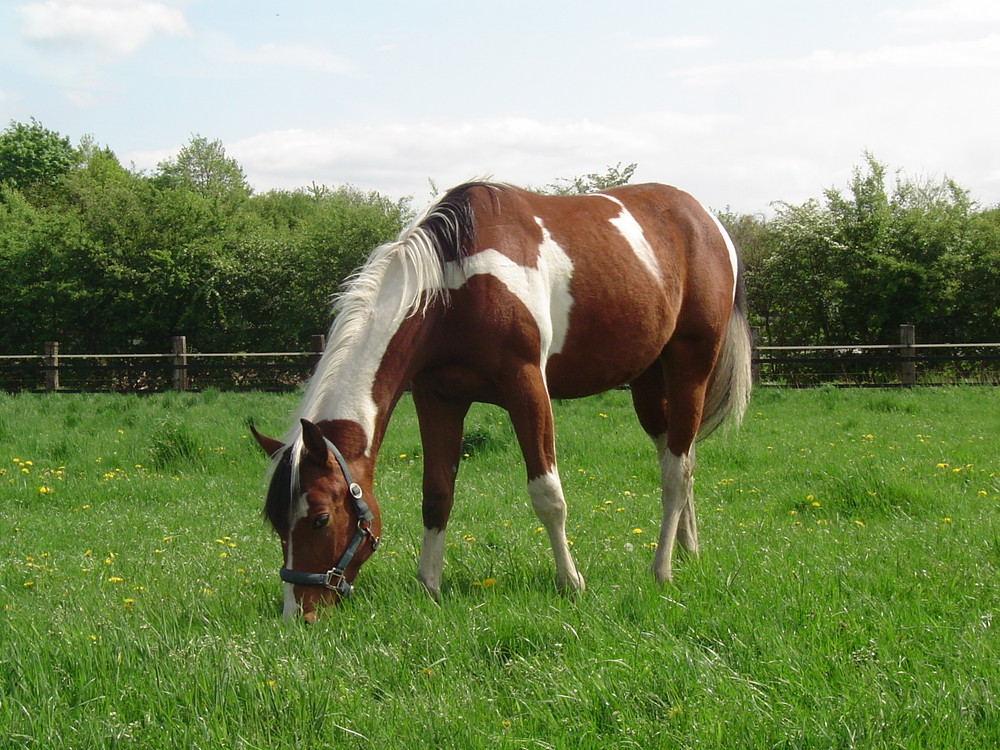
2;327;998;393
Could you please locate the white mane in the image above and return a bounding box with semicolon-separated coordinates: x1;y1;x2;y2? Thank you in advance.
283;190;467;446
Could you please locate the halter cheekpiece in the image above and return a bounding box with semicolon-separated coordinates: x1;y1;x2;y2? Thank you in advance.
279;437;379;598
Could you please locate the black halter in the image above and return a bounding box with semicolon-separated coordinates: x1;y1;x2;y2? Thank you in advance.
279;438;379;598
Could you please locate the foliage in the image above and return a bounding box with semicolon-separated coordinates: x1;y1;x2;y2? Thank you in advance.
727;152;999;345
0;118;77;195
0;129;408;353
1;118;998;353
542;161;638;195
1;388;998;747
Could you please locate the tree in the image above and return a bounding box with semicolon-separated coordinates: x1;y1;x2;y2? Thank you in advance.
542;162;638;195
155;135;250;202
0;118;77;193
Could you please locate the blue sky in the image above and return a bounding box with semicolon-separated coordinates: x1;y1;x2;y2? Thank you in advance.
1;0;998;212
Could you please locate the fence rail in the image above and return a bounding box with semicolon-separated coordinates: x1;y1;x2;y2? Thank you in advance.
2;328;998;393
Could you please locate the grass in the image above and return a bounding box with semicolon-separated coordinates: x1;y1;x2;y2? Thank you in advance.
1;386;998;748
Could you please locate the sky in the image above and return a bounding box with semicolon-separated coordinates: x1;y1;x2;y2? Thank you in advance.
1;0;998;214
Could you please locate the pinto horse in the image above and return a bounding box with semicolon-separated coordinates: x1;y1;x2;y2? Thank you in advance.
252;181;752;620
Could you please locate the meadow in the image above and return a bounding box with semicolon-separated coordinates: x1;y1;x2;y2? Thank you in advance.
1;386;997;749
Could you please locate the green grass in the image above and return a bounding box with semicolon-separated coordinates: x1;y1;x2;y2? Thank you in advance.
1;387;998;748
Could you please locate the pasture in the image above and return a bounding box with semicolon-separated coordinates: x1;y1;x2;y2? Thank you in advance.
1;387;997;748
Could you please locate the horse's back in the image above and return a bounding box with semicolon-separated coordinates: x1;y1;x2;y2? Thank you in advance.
428;182;737;399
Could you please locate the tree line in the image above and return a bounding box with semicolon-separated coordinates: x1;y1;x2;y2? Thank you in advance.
1;119;997;355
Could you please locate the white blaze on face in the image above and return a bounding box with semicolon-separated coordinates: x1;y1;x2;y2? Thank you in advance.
594;194;663;283
445;217;574;362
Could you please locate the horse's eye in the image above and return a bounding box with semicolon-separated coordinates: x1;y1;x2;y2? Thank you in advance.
313;513;330;530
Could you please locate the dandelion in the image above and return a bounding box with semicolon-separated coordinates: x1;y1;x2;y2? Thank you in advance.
941;517;952;524
855;520;865;527
631;528;643;535
462;533;475;542
107;577;123;583
23;581;34;587
598;413;608;419
38;486;53;494
472;577;497;588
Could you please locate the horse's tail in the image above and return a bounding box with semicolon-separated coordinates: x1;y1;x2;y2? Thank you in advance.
698;268;753;440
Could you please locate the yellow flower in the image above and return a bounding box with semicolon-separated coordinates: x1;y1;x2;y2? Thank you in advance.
631;528;643;535
855;520;865;527
107;577;124;583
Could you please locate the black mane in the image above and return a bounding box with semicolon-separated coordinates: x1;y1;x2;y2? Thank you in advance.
420;181;504;263
263;447;294;534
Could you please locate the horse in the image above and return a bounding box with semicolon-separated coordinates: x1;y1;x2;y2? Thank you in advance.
252;180;752;620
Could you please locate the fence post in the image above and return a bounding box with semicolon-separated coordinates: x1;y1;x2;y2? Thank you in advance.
750;327;761;384
310;334;326;371
44;341;60;391
899;324;916;386
171;336;189;391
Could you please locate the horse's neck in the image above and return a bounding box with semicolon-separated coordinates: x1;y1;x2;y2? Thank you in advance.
297;298;432;459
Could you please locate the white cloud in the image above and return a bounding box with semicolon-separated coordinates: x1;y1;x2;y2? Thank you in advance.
884;0;1000;32
231;42;353;75
629;35;716;51
666;33;1000;87
18;0;190;56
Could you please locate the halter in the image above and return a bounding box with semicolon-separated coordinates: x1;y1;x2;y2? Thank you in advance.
279;438;379;598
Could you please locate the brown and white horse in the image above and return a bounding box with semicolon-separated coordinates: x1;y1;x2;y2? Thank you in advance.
252;181;752;620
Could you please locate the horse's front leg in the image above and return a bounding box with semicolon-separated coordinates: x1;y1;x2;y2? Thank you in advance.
504;366;585;595
412;386;470;600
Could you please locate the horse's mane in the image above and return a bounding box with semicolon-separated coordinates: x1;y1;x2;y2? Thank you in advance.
263;181;504;532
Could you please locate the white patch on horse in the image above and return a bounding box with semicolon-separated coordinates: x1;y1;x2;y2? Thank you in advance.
444;216;574;361
282;582;297;619
594;194;663;282
704;207;739;303
416;526;447;599
651;435;697;583
527;470;585;593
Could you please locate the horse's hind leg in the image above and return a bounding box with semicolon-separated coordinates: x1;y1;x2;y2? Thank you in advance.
630;351;709;583
413;385;471;600
503;365;585;594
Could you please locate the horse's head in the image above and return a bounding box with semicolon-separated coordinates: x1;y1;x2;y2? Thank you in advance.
252;419;381;622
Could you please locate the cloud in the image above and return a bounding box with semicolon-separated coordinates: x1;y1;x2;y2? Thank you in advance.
224;117;655;198
666;33;1000;87
629;35;716;51
18;0;190;56
227;41;353;75
883;0;1000;32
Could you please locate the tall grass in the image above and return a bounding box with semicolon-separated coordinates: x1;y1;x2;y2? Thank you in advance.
1;387;997;748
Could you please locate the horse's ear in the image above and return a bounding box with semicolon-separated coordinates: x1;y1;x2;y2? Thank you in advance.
250;423;284;458
300;419;330;465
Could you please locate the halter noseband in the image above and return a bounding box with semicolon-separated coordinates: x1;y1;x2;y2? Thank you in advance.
279;438;379;598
